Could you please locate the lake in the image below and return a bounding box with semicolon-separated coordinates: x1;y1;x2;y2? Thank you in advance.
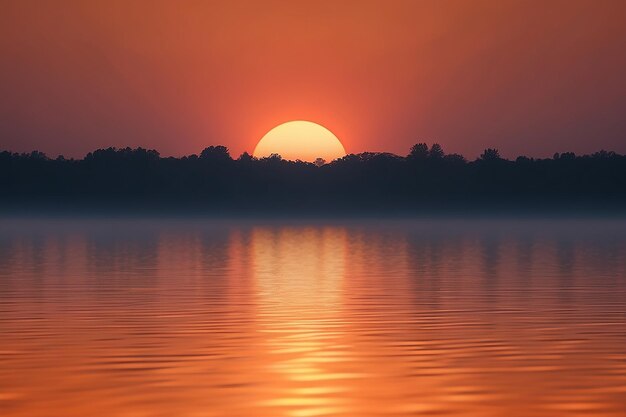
1;217;625;417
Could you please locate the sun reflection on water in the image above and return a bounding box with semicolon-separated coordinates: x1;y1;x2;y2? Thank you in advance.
252;227;353;416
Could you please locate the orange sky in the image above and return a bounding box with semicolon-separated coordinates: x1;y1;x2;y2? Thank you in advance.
1;0;625;158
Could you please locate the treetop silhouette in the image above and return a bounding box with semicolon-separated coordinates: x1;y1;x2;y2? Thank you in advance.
1;143;625;210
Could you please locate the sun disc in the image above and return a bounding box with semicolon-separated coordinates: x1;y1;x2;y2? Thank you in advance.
253;121;346;162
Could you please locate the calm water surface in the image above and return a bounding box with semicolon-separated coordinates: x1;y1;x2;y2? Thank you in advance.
1;217;625;417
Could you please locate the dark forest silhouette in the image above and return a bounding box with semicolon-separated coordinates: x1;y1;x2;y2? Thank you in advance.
2;143;626;211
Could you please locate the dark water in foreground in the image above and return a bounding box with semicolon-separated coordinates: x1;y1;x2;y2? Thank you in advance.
1;217;625;417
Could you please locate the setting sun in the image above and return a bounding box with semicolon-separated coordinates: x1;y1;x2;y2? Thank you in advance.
253;121;346;162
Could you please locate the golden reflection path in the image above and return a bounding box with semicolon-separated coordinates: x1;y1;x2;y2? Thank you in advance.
251;226;354;417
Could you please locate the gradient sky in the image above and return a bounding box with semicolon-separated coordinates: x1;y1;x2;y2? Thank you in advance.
1;0;625;159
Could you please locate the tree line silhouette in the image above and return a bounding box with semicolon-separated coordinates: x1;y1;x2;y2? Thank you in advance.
1;143;625;211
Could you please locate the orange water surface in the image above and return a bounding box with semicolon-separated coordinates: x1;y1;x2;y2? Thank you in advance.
1;218;625;417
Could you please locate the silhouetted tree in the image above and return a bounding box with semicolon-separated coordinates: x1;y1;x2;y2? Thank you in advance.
408;143;429;160
314;158;326;167
237;152;254;162
429;143;445;159
29;151;48;160
200;145;231;161
480;148;501;161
